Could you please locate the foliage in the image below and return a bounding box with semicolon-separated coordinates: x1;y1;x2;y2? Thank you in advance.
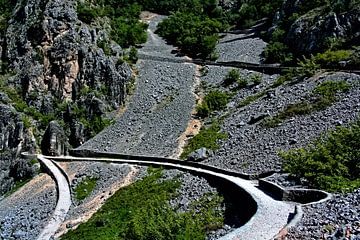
157;12;224;59
181;123;227;159
263;41;293;64
77;2;147;48
281;119;360;192
223;69;240;86
234;0;283;28
127;46;138;64
61;168;224;239
0;0;16;33
196;90;230;118
237;91;266;108
75;177;98;201
313;50;352;67
97;39;112;56
250;73;262;85
263;80;351;127
77;3;99;24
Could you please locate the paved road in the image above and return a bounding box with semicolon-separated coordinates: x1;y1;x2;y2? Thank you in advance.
37;155;71;240
48;155;296;240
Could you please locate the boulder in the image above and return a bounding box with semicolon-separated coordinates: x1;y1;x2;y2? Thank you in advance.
41;120;66;156
187;147;210;162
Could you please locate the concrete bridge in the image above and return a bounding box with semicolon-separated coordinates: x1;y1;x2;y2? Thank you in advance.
33;151;331;240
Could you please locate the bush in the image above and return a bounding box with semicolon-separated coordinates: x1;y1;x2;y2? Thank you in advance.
313;50;352;67
263;41;293;64
237;75;248;88
223;69;240;86
281;119;360;192
196;90;230;118
250;73;262;85
77;3;99;24
157;12;224;59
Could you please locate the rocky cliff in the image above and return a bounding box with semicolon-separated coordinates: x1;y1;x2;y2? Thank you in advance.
276;0;360;54
0;0;132;195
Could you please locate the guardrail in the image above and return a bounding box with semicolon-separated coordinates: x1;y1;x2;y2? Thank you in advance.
69;149;275;180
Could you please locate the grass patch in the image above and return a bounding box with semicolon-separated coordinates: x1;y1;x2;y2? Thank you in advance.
62;168;224;240
75;177;98;201
281;119;360;192
262;80;351;127
237;91;267;108
181;123;227;159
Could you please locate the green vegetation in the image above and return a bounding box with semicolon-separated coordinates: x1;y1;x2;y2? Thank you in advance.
312;49;352;67
281;119;360;192
237;91;267;108
263;80;351;127
196;90;230;118
231;0;283;28
181;123;227;159
77;2;147;48
157;12;224;59
75;177;98;201
223;69;240;86
62;168;224;239
251;73;262;85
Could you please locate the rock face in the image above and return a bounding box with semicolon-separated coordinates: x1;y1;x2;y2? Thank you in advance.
0;0;131;195
279;0;360;54
41;120;66;156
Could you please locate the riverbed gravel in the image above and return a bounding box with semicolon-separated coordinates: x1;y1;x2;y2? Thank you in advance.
0;174;57;240
79;15;196;157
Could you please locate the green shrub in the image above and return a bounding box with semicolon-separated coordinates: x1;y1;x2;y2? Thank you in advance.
97;39;112;56
22;115;32;129
263;41;293;64
77;3;99;24
250;73;262;85
223;69;240;86
157;12;224;59
237;75;248;89
128;46;138;64
313;50;352;67
198;90;230;117
62;168;224;239
281;119;360;192
196;102;211;118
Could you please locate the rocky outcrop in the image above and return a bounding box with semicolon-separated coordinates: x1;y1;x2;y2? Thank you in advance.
0;0;132;195
41;120;66;156
276;0;360;54
0;104;36;195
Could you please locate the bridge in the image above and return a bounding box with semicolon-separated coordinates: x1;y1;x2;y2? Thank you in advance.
31;151;331;240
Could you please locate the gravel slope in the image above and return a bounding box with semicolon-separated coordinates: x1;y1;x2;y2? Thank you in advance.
0;174;57;240
79;15;196;157
203;72;360;174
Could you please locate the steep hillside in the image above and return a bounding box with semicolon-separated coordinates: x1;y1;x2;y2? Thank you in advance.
0;0;132;195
